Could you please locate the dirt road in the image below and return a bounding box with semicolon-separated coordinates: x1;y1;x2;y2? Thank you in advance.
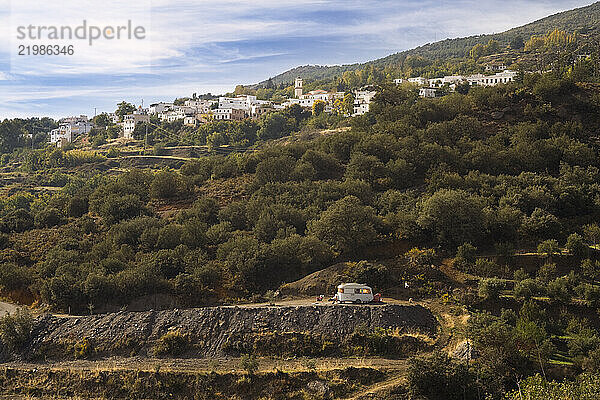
0;301;20;316
0;356;408;374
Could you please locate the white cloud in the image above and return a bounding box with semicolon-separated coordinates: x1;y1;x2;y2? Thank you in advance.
0;0;595;117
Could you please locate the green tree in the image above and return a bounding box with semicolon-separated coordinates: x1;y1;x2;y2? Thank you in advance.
93;113;111;127
240;354;259;375
254;155;296;185
566;233;587;257
115;101;136;122
257;113;290;140
149;170;188;199
510;36;525;49
97;194;147;225
342;93;355;115
584;223;600;248
479;278;507;301
0;309;33;353
507;374;600;400
417;189;485;247
308;196;381;254
34;207;64;228
0;119;24;154
312;100;326;116
537;239;560;259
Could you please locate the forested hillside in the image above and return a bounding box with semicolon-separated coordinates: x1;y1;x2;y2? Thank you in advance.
0;65;598;310
259;1;600;85
3;64;600;397
3;3;600;395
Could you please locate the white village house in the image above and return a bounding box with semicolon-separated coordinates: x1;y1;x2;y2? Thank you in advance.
122;112;150;139
397;70;518;97
353;89;377;116
49;115;93;147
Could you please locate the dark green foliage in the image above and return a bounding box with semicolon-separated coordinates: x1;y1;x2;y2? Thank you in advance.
153;331;190;357
0;309;34;353
254;156;296;186
308;196;381;254
34;207;64;228
2;49;600;321
418;189;485;247
566;233;587;257
407;352;482;400
150;170;191;199
224;329;428;359
0;263;32;292
456;243;477;263
66;196;89;218
239;354;259;375
478;278;508;301
97;194;148;225
537;239;560;258
514;279;544;301
507;374;600;400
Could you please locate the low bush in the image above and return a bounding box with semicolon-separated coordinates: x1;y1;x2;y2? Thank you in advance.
0;309;34;353
153;330;190;357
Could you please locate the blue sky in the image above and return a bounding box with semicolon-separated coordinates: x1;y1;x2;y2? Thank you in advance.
0;0;594;119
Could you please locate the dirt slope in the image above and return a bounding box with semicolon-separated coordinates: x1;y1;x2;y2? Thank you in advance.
21;304;437;360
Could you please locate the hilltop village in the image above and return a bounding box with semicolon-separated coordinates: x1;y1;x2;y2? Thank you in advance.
48;68;520;147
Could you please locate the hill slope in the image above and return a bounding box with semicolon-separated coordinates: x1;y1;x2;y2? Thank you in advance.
260;1;600;85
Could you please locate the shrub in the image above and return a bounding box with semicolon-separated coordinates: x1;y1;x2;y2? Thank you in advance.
308;196;381;254
106;147;120;158
254;155;296;185
66;196;89;218
240;353;259;375
514;279;543;301
506;374;600;399
2;209;34;232
417;189;485;248
581;259;600;282
407;352;481;400
150;170;189;200
536;263;557;283
34;207;64;228
495;242;516;258
456;243;477;263
73;337;94;359
472;258;500;278
205;222;233;245
344;261;391;292
0;309;34;353
478;278;508;301
547;276;572;304
153;331;190;357
575;283;600;307
0;262;32;292
537;239;560;258
513;268;529;281
566;233;587;257
98;194;147;225
156;224;185;249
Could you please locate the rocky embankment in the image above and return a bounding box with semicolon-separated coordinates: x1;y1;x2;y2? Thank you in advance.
24;304;437;359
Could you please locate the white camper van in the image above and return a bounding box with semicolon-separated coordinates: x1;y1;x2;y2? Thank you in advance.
334;283;374;304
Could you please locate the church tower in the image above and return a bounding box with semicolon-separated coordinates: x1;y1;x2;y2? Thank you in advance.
295;77;303;98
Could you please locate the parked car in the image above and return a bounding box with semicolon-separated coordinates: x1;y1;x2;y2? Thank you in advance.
332;283;374;304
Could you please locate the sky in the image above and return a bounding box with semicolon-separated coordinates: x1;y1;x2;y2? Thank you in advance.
0;0;595;119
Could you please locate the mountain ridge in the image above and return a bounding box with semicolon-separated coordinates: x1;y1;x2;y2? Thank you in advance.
257;1;600;86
